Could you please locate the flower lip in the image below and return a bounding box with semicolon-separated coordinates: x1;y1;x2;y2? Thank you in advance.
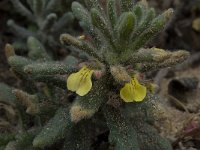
67;66;94;96
120;77;147;102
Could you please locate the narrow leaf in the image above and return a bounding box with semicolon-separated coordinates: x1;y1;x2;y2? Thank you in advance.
27;37;51;61
33;108;72;148
103;105;140;150
107;0;118;28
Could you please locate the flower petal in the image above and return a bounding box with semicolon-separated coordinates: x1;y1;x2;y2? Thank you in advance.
67;66;89;92
76;70;93;96
120;83;135;102
67;72;82;92
132;79;147;102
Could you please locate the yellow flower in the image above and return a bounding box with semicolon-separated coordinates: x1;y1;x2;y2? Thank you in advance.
120;77;147;102
67;66;94;96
